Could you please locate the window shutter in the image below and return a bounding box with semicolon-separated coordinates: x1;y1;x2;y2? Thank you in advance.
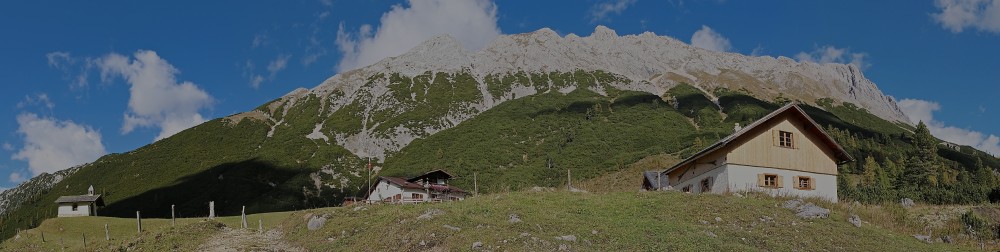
809;178;816;190
776;175;784;188
793;176;800;189
772;130;777;146
758;174;765;187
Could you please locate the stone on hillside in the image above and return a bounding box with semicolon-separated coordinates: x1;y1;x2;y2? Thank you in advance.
530;186;554;192
913;234;932;243
705;231;718;238
472;241;483;249
714;217;722;222
783;199;830;219
942;235;953;244
352;206;367;211
901;198;915;209
556;234;577;242
782;199;804;209
443;224;461;231
559;244;569;251
509;214;522;223
568;186;588;193
848;214;862;228
520;232;531;237
307;215;327;231
417;208;444;220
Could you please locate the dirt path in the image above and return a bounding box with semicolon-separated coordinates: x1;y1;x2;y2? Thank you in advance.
198;226;305;252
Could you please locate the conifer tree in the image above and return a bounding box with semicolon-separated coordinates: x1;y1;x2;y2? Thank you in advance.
905;121;939;187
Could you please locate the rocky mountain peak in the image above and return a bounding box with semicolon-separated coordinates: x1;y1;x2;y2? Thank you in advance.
282;26;912;160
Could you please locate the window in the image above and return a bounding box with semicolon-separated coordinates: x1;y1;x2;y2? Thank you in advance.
682;185;692;192
778;131;794;148
412;193;424;200
794;176;814;190
72;203;78;211
758;174;782;188
700;177;713;193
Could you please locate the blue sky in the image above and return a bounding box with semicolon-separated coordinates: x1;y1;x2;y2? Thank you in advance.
1;0;998;189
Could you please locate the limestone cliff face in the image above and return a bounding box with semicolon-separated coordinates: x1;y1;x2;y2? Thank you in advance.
239;26;909;161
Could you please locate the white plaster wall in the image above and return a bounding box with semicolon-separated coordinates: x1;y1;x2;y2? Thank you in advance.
367;181;404;202
367;180;430;202
726;164;838;202
673;165;729;193
57;203;92;217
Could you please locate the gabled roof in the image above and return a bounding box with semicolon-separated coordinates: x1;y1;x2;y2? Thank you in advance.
406;169;454;183
55;194;105;206
376;176;466;193
642;171;669;189
664;103;853;174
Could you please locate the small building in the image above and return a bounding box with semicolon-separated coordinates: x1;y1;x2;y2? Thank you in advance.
367;170;467;203
645;103;853;202
55;185;105;217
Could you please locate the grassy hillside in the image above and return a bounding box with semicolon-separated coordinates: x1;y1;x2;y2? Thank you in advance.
2;72;999;244
2;190;983;251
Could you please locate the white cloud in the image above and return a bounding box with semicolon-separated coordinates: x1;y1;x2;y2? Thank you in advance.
319;0;333;7
335;0;502;72
251;33;269;49
899;98;1000;156
2;142;13;151
590;0;637;22
9;172;24;183
690;25;733;52
932;0;1000;34
12;113;107;176
795;45;871;70
95;50;214;141
16;93;55;110
267;54;291;79
250;75;265;89
46;51;90;87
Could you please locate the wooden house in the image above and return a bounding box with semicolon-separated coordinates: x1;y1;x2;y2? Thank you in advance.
55;185;105;217
647;103;853;202
366;170;467;203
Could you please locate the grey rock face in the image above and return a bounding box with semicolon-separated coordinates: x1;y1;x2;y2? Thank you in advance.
901;198;915;209
848;214;862;228
307;215;327;231
783;199;830;219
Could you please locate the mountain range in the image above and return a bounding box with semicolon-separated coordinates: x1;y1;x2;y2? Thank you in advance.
1;26;993;240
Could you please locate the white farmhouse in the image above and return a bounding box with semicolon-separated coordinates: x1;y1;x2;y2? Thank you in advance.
367;170;467;203
645;103;853;202
55;185;105;217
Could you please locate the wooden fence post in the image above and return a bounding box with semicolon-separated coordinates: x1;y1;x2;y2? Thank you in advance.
104;224;109;241
258;219;263;234
241;206;247;229
474;172;478;196
171;204;176;226
83;232;87;248
136;211;142;233
209;201;215;220
567;169;572;190
40;230;45;243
